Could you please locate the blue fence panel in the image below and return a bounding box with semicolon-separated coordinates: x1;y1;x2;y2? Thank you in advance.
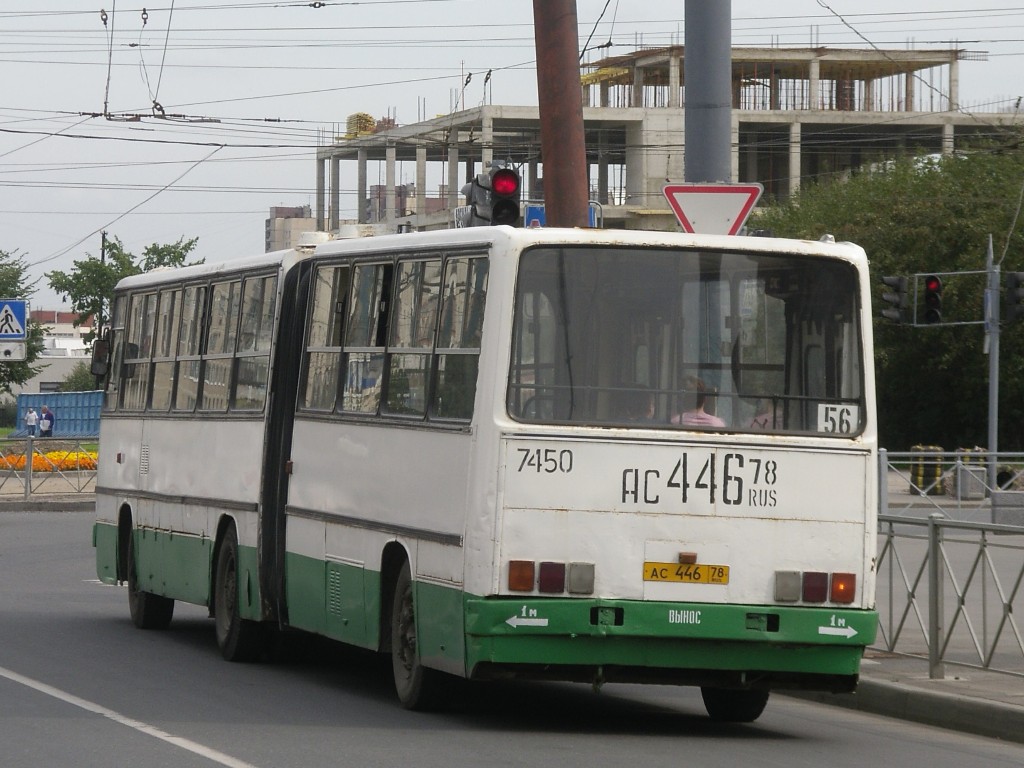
14;391;103;438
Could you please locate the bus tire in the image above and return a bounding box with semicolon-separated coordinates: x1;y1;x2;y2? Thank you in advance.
127;530;174;630
214;525;263;663
390;561;443;710
700;687;770;723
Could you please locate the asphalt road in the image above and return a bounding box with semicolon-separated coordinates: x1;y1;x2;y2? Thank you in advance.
1;512;1021;768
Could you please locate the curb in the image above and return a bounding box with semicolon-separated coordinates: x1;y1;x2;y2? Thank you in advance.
787;678;1024;744
0;499;95;512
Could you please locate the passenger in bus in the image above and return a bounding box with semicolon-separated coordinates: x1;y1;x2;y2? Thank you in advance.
671;376;725;427
617;387;656;423
748;398;782;430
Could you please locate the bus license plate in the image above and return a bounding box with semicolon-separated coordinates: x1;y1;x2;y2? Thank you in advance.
643;562;730;584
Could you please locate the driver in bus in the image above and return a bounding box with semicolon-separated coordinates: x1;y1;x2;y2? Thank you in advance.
671;376;725;427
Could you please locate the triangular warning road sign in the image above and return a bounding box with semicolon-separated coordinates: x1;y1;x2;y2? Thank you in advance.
662;183;763;236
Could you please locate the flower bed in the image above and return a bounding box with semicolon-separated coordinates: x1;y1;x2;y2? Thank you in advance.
1;451;99;472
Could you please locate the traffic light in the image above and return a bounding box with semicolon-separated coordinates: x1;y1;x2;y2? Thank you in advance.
880;275;908;323
1005;272;1024;324
922;274;943;324
489;167;521;225
460;163;521;226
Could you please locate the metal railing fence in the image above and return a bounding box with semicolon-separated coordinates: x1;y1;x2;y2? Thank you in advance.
877;448;1024;679
0;436;97;499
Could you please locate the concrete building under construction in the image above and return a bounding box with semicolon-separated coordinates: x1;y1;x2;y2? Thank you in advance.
314;46;1024;233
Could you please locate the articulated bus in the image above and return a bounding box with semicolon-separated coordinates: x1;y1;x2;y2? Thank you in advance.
93;226;878;721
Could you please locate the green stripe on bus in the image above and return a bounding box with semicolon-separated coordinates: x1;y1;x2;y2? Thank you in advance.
133;527;214;606
94;521;118;585
284;553;464;673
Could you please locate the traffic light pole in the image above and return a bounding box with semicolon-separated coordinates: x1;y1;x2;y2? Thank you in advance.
985;236;1000;492
532;0;589;228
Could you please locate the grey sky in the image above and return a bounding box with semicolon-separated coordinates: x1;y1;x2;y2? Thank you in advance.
1;1;1021;307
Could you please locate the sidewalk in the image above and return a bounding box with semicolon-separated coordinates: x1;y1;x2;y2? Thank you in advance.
790;650;1024;744
3;491;1022;742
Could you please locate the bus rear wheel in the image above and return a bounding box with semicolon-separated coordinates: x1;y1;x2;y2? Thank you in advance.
390;562;443;710
127;530;174;630
214;526;263;662
700;687;770;722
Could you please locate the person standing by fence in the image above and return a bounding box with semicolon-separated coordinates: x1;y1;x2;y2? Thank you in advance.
38;405;54;438
24;407;37;436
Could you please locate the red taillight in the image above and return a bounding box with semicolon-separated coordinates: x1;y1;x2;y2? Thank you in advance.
538;561;566;593
802;571;828;603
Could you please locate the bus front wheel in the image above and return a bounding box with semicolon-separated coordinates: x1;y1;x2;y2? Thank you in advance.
390;562;443;710
214;526;263;662
700;687;770;722
127;530;174;630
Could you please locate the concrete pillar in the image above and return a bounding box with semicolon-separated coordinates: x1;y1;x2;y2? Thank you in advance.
447;143;459;209
864;78;875;112
385;144;396;221
329;156;340;231
632;66;644;108
809;58;821;110
357;149;368;224
745;131;758;184
731;112;740;183
668;52;682;108
482;115;494;169
600;81;610;108
942;122;955;155
949;58;960;111
597;129;609;205
905;71;916;111
315;157;326;230
788;122;802;197
416;144;427;230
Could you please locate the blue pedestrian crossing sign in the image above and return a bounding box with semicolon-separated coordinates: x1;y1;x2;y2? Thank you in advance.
0;300;27;340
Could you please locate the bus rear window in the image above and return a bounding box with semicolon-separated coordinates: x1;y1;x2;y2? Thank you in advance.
507;246;864;436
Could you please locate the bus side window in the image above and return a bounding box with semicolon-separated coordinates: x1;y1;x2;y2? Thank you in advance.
174;285;206;412
302;265;349;411
150;287;181;412
341;263;390;414
233;274;278;411
200;279;241;412
103;296;127;412
432;256;488;420
119;292;156;411
384;259;442;416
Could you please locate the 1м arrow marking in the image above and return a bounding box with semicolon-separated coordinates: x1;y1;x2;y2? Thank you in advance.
818;625;858;639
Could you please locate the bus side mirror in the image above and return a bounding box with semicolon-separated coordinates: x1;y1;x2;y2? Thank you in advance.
91;336;110;378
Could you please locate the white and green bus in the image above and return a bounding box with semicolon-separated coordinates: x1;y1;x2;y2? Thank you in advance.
93;226;878;721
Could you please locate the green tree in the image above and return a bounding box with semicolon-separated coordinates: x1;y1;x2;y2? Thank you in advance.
757;143;1024;450
58;361;99;392
47;236;201;340
0;249;44;395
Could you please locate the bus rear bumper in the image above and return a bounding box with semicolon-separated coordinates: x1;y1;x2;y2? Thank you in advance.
465;597;876;691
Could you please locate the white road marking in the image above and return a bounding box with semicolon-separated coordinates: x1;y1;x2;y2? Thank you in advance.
0;664;260;768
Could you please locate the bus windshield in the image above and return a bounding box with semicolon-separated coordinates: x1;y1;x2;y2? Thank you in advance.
508;245;864;436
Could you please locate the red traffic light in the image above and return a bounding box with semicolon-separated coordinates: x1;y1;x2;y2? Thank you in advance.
491;168;519;197
923;274;942;324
